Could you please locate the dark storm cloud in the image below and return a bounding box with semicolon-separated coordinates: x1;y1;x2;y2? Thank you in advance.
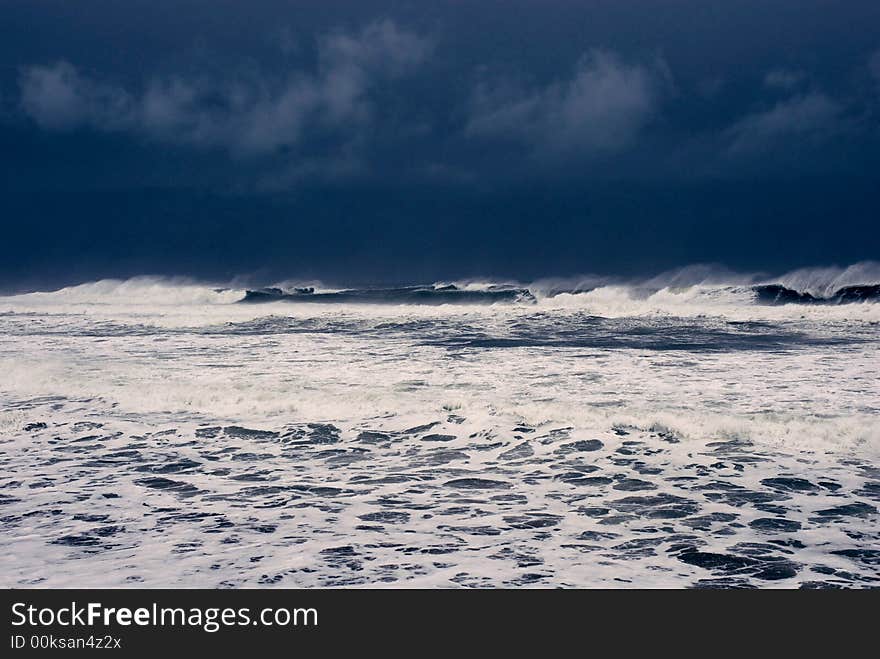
1;1;879;288
724;92;845;155
19;61;131;131
8;4;880;178
466;50;668;157
18;20;430;156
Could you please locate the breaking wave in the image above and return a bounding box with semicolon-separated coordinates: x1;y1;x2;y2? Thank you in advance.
238;261;880;311
241;284;535;305
2;262;878;315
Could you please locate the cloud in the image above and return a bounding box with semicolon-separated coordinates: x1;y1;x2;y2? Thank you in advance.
763;69;805;91
465;50;667;156
19;61;133;131
18;20;430;156
320;19;430;78
725;92;844;155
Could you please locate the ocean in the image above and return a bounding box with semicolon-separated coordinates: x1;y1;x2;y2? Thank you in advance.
1;265;878;588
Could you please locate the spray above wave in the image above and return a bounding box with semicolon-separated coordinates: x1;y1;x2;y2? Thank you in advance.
0;277;245;306
2;262;878;311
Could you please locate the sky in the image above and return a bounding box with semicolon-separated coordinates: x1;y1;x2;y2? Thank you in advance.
1;1;879;289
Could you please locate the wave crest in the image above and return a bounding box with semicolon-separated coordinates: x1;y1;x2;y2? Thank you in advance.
2;261;878;314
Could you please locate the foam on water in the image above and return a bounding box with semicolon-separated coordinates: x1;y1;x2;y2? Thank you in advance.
1;269;878;587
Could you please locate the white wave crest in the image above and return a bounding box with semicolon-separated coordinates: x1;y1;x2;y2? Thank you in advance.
774;261;880;298
0;277;245;306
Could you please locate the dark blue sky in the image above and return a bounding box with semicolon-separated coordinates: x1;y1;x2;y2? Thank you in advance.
1;1;879;289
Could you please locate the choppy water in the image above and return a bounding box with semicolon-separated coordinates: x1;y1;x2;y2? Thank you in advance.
1;274;879;588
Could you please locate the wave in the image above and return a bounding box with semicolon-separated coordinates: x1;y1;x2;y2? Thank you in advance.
0;277;245;306
753;283;880;305
239;265;880;308
2;262;878;313
240;284;536;305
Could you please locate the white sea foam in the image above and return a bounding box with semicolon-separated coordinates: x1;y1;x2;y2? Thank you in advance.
1;270;878;587
1;281;877;450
